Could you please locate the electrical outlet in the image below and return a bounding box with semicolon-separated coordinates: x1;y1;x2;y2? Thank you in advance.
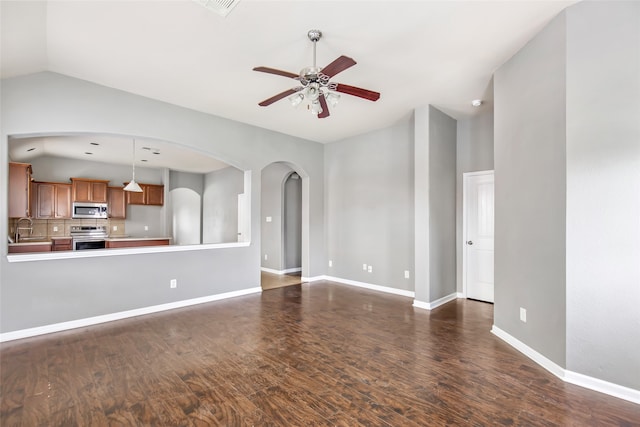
112;225;118;231
404;270;410;279
53;226;59;232
170;279;177;289
266;216;272;223
144;225;149;231
367;265;373;273
362;263;367;271
328;260;332;267
520;307;527;323
264;254;268;260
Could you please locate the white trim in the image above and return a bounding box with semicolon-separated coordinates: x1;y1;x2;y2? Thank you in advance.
261;267;302;275
491;325;565;378
7;241;251;263
491;325;640;405
323;276;415;298
413;292;458;310
301;275;325;282
457;292;464;299
0;286;262;343
564;370;640;405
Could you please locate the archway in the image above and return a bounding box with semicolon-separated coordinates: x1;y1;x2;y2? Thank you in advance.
260;162;305;290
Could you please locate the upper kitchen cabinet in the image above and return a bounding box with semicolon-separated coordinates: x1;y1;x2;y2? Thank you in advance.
8;162;32;218
125;183;164;206
108;186;126;219
71;178;109;203
31;182;72;219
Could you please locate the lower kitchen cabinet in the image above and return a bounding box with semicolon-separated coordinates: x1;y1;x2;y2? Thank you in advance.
8;243;52;254
106;239;170;249
51;237;72;251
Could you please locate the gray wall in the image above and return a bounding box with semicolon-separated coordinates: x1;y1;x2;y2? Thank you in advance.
1;72;325;333
565;1;640;389
261;162;294;271
494;12;567;367
414;106;457;303
284;174;302;270
427;106;457;301
326;118;414;291
456;109;494;293
203;166;244;244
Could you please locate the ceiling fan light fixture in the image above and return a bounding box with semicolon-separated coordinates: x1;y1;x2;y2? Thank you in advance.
310;100;323;115
289;93;304;107
326;92;340;107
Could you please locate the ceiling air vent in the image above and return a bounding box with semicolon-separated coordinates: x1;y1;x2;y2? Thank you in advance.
192;0;240;17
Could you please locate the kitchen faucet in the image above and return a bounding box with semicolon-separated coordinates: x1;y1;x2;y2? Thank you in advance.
15;217;33;242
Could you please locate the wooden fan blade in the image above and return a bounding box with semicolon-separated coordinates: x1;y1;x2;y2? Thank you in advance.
318;94;330;119
334;83;380;102
253;67;299;79
321;55;357;78
258;88;301;107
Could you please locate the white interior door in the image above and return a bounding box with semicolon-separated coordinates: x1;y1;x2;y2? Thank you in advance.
464;171;495;303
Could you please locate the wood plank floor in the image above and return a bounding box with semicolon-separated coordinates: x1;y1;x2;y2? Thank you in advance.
261;271;303;290
1;281;639;426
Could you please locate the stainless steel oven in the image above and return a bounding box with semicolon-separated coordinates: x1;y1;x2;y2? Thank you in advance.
70;225;107;250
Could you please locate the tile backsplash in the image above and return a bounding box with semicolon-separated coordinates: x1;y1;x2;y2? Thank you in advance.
9;218;126;240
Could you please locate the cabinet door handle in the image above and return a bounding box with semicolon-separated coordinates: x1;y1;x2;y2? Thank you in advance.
467;240;473;245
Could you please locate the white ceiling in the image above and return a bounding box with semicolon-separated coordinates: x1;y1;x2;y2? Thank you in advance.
8;134;231;174
2;0;577;166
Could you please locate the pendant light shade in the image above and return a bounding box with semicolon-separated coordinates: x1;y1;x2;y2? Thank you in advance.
124;139;143;192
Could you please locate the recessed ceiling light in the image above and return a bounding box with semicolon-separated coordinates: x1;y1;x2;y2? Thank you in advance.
141;159;148;162
152;151;160;155
84;152;93;155
471;99;483;107
90;142;100;146
26;147;36;152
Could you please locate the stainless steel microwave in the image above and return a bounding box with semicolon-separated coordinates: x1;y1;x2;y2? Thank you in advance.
72;202;108;219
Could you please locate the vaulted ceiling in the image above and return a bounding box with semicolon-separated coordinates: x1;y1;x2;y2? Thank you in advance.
1;0;577;146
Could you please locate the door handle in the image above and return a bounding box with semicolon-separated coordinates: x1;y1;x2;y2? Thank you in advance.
467;240;473;245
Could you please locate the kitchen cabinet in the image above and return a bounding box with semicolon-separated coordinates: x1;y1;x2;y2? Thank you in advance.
51;237;72;251
71;178;109;203
8;243;52;254
125;183;164;206
8;162;32;218
106;238;170;248
108;186;126;219
31;182;72;219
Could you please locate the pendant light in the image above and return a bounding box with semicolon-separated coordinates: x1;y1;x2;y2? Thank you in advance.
124;138;143;192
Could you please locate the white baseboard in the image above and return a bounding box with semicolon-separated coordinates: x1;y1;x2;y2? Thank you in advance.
261;267;301;275
323;275;415;298
301;275;325;282
491;325;640;405
457;292;465;299
413;292;458;310
564;370;640;405
0;286;263;343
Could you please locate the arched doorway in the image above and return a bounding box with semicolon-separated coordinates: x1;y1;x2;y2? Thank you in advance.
261;163;304;290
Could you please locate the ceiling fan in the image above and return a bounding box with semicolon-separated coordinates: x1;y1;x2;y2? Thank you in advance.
253;29;380;118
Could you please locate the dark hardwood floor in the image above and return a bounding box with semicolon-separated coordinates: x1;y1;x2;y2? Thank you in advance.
261;271;303;290
1;281;639;426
